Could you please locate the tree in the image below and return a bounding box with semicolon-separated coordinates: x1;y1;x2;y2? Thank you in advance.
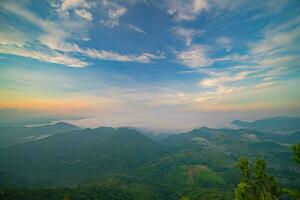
234;157;281;200
180;196;190;200
292;143;300;164
284;143;300;200
63;195;70;200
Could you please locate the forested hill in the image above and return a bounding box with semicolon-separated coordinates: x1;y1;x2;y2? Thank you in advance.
0;122;299;199
0;122;79;147
231;116;300;134
0;126;171;186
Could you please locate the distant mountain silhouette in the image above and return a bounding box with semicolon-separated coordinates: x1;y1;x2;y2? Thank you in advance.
231;116;300;134
0;127;169;186
0;122;78;147
0;119;299;198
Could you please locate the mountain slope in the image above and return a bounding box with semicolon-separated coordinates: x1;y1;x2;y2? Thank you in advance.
0;125;299;199
0;122;79;147
161;127;299;186
0;127;170;186
231;116;300;134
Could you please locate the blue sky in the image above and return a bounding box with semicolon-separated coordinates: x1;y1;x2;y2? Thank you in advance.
0;0;300;131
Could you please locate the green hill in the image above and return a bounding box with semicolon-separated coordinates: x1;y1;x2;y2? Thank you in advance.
231;116;300;134
0;127;170;186
0;124;299;199
0;122;78;147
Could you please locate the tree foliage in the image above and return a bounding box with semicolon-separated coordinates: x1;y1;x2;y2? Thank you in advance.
234;158;281;200
284;143;300;199
292;142;300;164
63;196;70;200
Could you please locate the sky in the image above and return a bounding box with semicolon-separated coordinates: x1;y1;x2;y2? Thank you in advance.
0;0;300;132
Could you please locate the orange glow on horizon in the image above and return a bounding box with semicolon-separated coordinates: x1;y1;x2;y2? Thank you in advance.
0;97;117;115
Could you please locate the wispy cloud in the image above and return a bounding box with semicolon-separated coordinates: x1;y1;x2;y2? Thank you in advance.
165;0;209;21
0;2;88;67
0;27;25;48
0;1;164;67
0;45;88;68
244;16;300;82
249;27;300;56
216;36;232;52
129;25;146;34
74;8;93;20
82;49;165;63
100;0;127;28
209;15;300;90
0;2;86;67
175;15;299;96
254;81;275;89
58;0;94;20
195;86;244;105
176;45;212;68
247;16;300;60
172;27;204;46
199;71;249;88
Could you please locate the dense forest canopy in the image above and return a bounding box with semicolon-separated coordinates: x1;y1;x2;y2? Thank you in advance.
0;117;299;199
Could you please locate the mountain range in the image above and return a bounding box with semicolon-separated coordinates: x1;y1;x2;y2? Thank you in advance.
231;116;300;134
0;117;299;199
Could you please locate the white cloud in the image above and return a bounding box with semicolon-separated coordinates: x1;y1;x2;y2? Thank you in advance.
100;0;127;28
129;25;146;34
199;71;249;88
2;2;56;32
0;45;88;68
0;1;164;67
249;27;300;56
74;8;93;20
166;0;209;21
254;82;275;89
1;1;79;51
216;16;300;86
38;34;80;53
216;36;232;51
195;85;244;106
176;45;212;68
248;16;300;60
259;55;298;68
244;17;300;82
172;27;204;46
0;4;86;67
61;0;88;11
83;49;165;63
0;1;88;64
59;0;93;20
0;28;25;48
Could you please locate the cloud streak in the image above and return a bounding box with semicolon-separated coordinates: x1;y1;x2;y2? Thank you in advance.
82;49;165;63
176;45;212;68
199;71;249;88
0;1;164;67
100;0;127;28
59;0;94;20
129;25;146;34
165;0;209;21
0;45;88;68
172;27;204;46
